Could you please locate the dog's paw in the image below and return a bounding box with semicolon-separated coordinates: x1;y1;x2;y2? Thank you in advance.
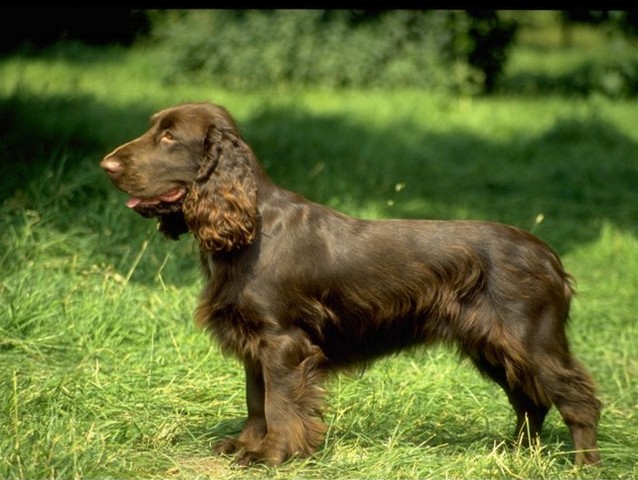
233;448;286;467
213;438;244;456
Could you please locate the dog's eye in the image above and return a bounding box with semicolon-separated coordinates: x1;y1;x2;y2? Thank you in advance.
161;131;175;142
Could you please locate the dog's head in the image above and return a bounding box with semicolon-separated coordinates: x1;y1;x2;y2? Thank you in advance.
100;102;259;252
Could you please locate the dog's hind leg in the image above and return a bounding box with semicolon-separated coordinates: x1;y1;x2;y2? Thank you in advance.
470;354;550;444
533;354;602;465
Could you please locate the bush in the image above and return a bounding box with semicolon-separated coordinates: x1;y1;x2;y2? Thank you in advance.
146;10;517;93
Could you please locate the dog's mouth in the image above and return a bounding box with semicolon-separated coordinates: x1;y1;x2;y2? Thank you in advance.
125;187;186;209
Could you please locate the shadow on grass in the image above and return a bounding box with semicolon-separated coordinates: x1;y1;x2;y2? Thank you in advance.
185;407;576;468
1;91;637;285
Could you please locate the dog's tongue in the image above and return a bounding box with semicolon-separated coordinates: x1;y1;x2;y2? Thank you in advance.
125;188;184;209
126;197;144;208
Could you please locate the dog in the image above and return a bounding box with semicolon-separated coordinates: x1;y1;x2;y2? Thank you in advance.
100;102;601;467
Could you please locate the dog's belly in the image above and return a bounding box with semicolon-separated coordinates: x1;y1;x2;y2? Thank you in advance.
316;313;433;367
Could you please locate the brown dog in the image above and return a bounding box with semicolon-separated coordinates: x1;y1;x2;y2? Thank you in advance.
100;102;601;467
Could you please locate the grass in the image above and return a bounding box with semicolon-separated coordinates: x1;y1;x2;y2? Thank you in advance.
1;24;638;479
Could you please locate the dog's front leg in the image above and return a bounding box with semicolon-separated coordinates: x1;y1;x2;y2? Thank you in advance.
214;360;267;456
234;331;327;467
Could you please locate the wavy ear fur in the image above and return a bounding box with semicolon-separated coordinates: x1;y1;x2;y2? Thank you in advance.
183;128;259;253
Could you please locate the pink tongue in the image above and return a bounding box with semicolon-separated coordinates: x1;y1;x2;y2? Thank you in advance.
126;197;143;208
125;189;183;208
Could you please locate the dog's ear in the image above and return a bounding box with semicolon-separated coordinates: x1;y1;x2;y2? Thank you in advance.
183;127;259;253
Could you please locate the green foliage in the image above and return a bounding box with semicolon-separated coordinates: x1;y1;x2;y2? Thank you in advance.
463;11;518;93
146;10;638;98
503;11;638;98
147;10;517;94
505;51;638;99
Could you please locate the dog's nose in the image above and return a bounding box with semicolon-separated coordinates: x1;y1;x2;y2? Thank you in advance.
100;157;121;175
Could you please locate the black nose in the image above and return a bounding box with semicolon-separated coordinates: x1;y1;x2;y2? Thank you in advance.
100;157;121;175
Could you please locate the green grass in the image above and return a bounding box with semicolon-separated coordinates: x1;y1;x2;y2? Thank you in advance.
1;32;638;479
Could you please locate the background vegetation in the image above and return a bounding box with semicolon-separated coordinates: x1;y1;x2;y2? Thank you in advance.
3;9;638;96
139;9;638;96
1;9;637;479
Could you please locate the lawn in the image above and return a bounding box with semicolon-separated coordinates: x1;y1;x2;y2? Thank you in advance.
1;29;637;479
